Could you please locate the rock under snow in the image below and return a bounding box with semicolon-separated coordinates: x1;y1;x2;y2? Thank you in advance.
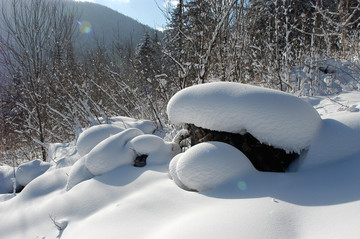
128;134;181;166
167;82;322;153
67;127;181;190
128;134;165;155
170;142;255;192
16;160;51;187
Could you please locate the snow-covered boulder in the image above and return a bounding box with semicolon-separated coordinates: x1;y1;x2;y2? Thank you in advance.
127;135;181;165
76;117;156;157
67;128;143;190
170;142;255;192
76;124;125;157
128;134;165;155
0;165;15;194
167;82;322;154
16;160;51;187
85;128;143;176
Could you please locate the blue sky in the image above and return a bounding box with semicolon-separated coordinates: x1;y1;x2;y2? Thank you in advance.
75;0;178;30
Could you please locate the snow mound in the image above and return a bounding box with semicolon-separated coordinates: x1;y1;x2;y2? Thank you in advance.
85;128;143;176
128;134;165;155
167;82;322;153
66;157;94;191
300;112;360;170
67;127;180;190
128;135;181;165
16;160;51;187
168;153;191;191
0;165;14;193
76;117;156;157
76;124;125;157
170;142;255;191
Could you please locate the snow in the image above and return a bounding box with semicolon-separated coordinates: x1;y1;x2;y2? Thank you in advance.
171;141;255;191
16;159;51;187
76;124;125;157
0;90;360;239
167;82;322;153
128;134;165;155
84;128;143;176
67;128;180;191
76;117;156;157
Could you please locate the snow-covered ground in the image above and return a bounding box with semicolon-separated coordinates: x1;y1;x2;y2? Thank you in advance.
0;87;360;239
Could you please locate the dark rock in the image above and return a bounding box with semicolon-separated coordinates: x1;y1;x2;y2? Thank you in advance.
186;124;298;172
134;154;147;167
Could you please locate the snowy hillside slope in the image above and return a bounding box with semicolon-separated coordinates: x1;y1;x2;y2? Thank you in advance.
0;90;360;239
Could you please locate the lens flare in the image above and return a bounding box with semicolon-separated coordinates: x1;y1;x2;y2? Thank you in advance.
78;21;92;35
237;181;247;191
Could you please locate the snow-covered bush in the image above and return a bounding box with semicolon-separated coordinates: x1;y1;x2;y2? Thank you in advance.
169;142;255;192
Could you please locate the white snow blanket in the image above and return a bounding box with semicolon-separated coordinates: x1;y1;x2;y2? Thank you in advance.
0;92;359;239
167;82;322;153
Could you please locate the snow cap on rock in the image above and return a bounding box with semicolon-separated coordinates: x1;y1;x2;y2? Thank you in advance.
167;82;322;153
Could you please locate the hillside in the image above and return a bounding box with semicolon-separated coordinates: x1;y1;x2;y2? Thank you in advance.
0;0;160;53
73;1;159;51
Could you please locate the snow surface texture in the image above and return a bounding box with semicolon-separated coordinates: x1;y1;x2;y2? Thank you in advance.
167;82;322;153
169;142;256;191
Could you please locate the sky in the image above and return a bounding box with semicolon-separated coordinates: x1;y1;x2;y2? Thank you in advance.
75;0;178;30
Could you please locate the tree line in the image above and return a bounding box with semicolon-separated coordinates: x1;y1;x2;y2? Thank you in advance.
1;0;359;164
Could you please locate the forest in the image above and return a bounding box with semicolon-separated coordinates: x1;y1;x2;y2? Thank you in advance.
0;0;359;164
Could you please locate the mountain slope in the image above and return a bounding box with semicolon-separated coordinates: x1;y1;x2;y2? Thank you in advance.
73;1;159;51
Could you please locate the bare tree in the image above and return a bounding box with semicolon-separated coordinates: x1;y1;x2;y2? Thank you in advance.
0;0;78;161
